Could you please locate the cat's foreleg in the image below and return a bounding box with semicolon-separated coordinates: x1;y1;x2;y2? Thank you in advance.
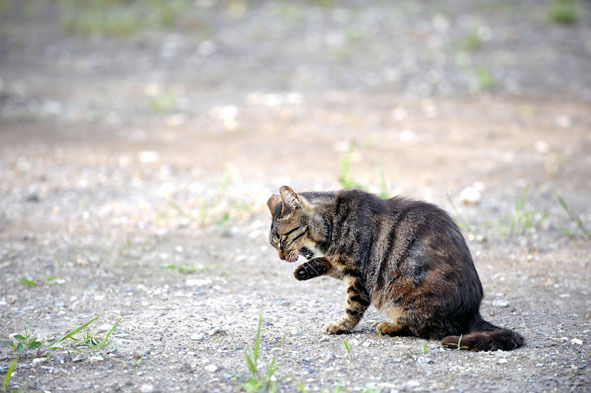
293;257;332;281
323;273;370;334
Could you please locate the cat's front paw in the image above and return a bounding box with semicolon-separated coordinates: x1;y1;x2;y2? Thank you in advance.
322;322;351;335
294;263;322;281
293;264;312;281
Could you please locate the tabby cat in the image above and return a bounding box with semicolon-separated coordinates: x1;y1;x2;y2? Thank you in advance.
267;186;524;351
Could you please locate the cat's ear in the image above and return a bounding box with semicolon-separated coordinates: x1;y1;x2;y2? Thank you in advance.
267;194;281;216
279;185;302;210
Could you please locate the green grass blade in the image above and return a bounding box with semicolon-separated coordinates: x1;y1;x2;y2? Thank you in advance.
45;275;57;284
254;313;262;364
445;191;474;233
267;355;278;378
243;351;258;375
298;382;309;393
342;339;351;353
3;357;17;392
379;167;389;199
48;315;100;349
98;318;121;349
516;186;528;212
556;194;590;237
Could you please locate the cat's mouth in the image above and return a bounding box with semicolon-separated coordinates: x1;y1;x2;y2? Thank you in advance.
285;253;299;263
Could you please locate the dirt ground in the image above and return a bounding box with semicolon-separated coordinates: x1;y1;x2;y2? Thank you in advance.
1;1;590;392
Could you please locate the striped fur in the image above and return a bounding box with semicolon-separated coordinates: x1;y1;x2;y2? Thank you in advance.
267;186;524;351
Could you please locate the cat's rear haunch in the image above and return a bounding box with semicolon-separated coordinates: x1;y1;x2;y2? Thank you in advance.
267;185;524;351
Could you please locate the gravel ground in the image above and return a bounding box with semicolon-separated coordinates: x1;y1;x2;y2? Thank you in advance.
1;1;590;392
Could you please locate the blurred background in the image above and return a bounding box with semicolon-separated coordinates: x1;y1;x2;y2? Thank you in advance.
1;0;590;241
1;2;590;392
1;0;590;212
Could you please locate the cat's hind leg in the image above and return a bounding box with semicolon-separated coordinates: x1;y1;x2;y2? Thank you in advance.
376;305;413;336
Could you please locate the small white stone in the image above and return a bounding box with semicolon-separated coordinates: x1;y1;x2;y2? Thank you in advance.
473;181;485;191
89;355;104;362
459;186;481;205
492;299;509;308
205;364;218;373
498;358;508;364
535;141;550;154
571;338;583;345
191;333;204;341
555;115;572;128
139;384;154;393
139;151;159;163
405;380;420;388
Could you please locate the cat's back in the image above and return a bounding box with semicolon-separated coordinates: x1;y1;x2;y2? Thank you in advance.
332;189;388;218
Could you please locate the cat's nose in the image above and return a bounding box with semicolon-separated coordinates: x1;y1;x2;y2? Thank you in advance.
278;250;285;260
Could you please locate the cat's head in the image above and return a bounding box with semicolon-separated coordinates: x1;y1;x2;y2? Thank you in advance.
267;186;320;262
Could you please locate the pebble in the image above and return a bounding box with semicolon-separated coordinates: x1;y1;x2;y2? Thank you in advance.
205;364;218;373
459;186;481;205
139;384;154;393
498;358;508;364
191;333;205;341
554;115;572;128
208;328;227;336
139;151;159;163
571;338;583;345
492;299;510;308
405;380;420;388
416;356;434;364
53;354;64;362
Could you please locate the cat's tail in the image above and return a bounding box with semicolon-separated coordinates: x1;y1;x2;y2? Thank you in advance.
441;319;524;352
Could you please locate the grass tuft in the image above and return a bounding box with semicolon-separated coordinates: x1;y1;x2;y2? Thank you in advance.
337;140;396;198
505;186;548;236
473;67;495;92
338;140;366;191
556;194;590;238
445;191;475;234
19;277;36;287
464;31;483;51
150;92;177;113
58;0;190;37
240;314;279;393
81;318;121;350
45;315;102;352
3;315;119;363
547;0;579;25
